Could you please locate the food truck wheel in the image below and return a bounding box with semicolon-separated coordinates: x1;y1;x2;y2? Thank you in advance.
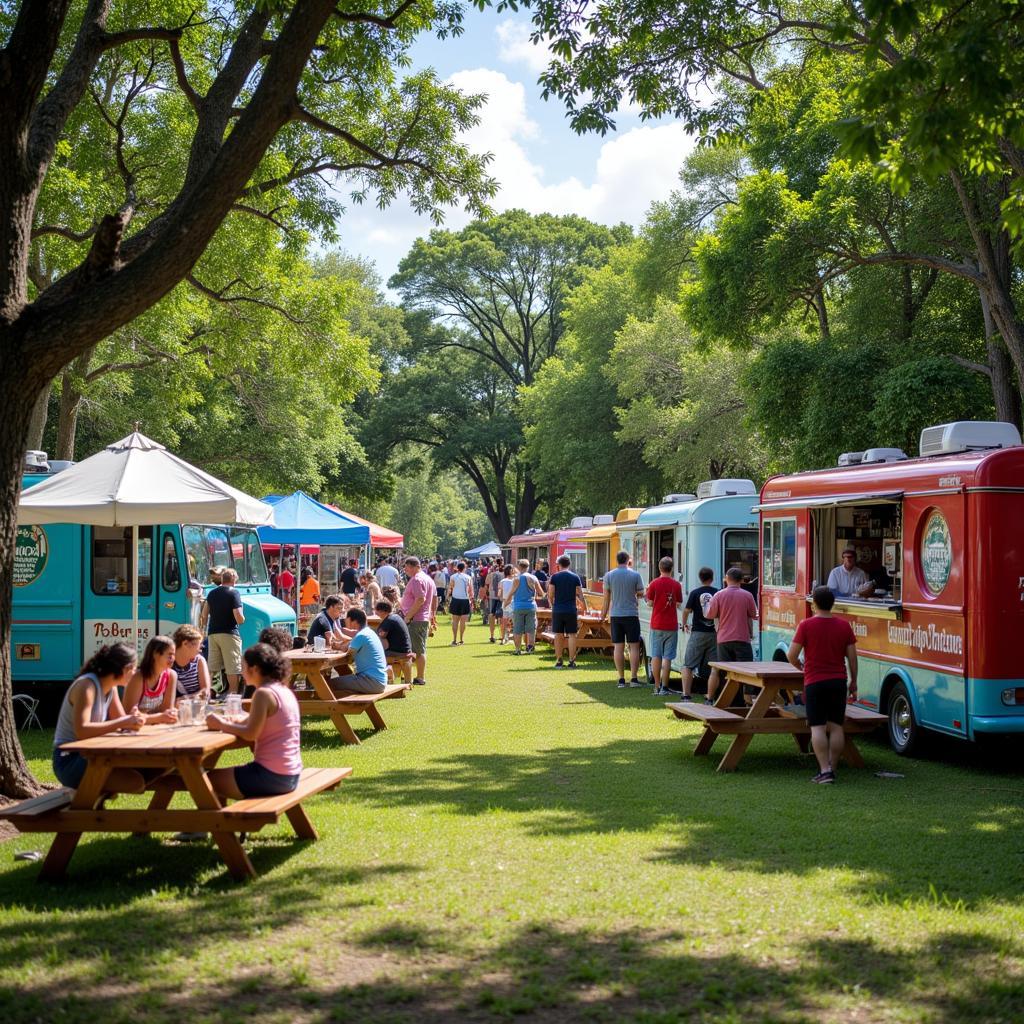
887;682;920;756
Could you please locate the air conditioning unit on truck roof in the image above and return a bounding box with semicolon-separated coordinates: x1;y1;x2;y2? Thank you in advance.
591;514;614;526
568;516;594;529
662;493;696;504
919;421;1022;457
861;448;908;464
837;452;864;466
695;479;757;499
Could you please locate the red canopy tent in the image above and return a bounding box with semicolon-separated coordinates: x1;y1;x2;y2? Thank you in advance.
325;506;404;548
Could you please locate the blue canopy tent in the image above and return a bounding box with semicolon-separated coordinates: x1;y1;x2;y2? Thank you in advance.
464;540;502;558
258;492;370;618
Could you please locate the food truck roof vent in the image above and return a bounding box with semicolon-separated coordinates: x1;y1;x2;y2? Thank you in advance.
837;451;864;466
592;514;615;526
47;459;75;474
662;493;697;504
919;420;1023;457
524;527;544;535
861;448;908;464
23;450;49;473
568;516;594;529
696;479;757;499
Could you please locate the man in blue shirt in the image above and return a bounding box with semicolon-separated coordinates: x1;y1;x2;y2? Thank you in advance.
506;559;545;654
547;554;585;668
600;550;646;687
334;608;387;694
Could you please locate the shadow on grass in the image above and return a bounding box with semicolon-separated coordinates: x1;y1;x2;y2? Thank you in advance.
347;735;1024;909
5;919;1022;1023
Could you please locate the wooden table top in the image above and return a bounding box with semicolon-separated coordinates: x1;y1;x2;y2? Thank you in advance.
283;648;350;665
708;660;805;685
61;724;242;757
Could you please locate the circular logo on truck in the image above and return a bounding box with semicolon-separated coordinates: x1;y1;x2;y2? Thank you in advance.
14;525;48;587
920;511;952;596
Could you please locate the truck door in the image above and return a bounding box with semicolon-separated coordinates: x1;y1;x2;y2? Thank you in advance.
157;528;187;635
84;526;155;653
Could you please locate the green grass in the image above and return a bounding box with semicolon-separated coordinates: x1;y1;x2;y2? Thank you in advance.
2;621;1023;1022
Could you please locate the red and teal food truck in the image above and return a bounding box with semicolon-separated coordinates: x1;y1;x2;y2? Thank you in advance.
13;458;296;690
756;421;1024;753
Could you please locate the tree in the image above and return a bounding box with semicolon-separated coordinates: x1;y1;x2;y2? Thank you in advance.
518;0;1024;419
386;210;625;537
520;242;664;516
0;0;495;797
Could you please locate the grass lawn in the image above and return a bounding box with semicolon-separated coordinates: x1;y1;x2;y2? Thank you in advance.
2;620;1023;1023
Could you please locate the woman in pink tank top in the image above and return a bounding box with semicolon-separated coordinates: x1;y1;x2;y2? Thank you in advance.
206;643;302;798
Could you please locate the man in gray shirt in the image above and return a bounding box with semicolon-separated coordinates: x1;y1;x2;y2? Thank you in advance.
600;550;646;687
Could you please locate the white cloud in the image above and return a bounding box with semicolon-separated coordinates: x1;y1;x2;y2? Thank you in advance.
495;19;551;75
336;68;696;285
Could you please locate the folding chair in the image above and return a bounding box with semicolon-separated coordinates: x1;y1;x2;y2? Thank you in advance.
12;693;43;731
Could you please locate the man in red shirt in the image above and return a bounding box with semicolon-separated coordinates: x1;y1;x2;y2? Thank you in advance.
646;556;683;695
705;567;758;702
787;586;858;784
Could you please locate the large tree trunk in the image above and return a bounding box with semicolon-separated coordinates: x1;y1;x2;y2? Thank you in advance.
514;475;540;536
980;292;1022;426
0;353;47;798
56;368;84;461
26;384;50;451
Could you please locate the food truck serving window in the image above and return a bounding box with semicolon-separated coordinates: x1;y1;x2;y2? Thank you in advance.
91;527;153;596
762;519;796;589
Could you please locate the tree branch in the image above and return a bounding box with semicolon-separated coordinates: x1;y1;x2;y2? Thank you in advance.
186;273;309;325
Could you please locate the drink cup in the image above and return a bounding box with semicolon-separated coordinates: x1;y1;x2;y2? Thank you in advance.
226;694;242;722
177;698;193;727
192;699;207;725
313;635;325;652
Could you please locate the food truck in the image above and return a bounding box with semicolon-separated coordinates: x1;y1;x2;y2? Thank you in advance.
617;482;760;678
755;421;1024;753
506;518;592;581
13;459;296;688
584;508;644;606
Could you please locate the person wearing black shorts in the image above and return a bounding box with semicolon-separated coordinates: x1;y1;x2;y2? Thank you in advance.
600;551;646;687
787;586;858;784
547;554;585;668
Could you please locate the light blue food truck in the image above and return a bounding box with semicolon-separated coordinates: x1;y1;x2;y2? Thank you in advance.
13;455;296;691
616;480;760;684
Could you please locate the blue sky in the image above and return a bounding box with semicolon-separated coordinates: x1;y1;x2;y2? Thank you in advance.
333;8;696;287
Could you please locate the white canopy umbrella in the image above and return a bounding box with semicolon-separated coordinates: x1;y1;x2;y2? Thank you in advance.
18;431;275;652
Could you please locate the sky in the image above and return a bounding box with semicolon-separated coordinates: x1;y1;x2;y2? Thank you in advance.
333;8;697;287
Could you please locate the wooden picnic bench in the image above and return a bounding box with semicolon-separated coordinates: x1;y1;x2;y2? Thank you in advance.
538;612;614;654
668;660;886;773
282;649;410;745
0;725;352;881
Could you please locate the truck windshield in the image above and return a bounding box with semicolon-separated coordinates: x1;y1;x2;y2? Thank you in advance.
182;525;270;586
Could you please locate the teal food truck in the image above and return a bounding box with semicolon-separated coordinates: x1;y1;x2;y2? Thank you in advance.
616;480;760;682
13;457;296;688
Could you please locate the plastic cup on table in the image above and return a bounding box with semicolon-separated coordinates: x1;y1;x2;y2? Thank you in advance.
226;693;242;722
176;698;193;727
313;635;326;653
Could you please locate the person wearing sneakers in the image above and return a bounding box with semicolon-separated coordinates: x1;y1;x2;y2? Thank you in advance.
704;567;758;702
646;556;683;696
499;564;516;644
680;567;718;701
400;555;437;686
506;559;544;654
787;586;858;784
486;559;505;643
548;554;585;668
447;561;475;646
600;550;646;687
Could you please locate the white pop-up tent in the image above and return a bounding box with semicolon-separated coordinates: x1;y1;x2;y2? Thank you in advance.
18;431;275;651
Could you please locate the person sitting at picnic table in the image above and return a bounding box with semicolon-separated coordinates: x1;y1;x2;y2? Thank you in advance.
786;586;859;785
331;608;389;694
306;594;345;646
123;635;181;722
375;598;413;684
259;626;298;658
52;643;148;791
206;643;302;798
172;625;213;700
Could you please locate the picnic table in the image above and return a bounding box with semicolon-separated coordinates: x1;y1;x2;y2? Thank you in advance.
0;724;351;881
667;660;886;773
538;610;614;652
282;649;410;745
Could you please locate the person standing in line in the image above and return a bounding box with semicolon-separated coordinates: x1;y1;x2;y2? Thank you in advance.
646;556;683;696
786;586;858;784
486;559;505;643
600;550;646;687
339;558;361;601
680;567;719;702
277;562;295;605
447;561;475;645
548;554;585;668
534;560;550;608
504;558;544;654
375;558;401;591
705;567;759;703
201;566;245;694
499;564;516;644
300;567;321;617
399;555;437;686
431;562;449;615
